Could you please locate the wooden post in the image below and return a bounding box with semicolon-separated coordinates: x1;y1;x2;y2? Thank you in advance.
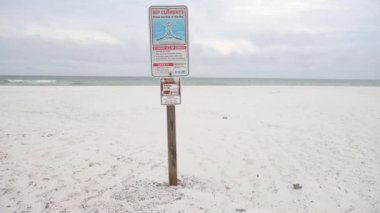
166;105;177;186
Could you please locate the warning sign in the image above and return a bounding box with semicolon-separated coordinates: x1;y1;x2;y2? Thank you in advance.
149;6;189;77
161;78;181;105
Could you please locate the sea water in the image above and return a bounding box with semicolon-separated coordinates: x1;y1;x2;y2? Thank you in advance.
0;75;379;86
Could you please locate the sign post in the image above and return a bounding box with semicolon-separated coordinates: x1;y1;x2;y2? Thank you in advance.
166;105;177;185
149;5;188;186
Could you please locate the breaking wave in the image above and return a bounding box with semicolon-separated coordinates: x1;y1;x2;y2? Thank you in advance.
6;79;57;84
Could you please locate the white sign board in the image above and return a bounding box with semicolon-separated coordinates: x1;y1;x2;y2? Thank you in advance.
161;78;181;105
149;6;189;77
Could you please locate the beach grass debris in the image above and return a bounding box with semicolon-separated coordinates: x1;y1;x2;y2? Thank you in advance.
222;116;228;119
293;183;302;190
0;151;8;160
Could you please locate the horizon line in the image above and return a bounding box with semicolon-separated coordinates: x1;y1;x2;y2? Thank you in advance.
0;75;380;81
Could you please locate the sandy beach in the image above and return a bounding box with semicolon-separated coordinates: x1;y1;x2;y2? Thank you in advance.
0;86;379;212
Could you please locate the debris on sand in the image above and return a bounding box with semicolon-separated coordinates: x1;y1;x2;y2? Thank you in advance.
293;183;302;190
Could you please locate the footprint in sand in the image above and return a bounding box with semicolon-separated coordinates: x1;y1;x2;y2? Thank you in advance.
0;151;8;160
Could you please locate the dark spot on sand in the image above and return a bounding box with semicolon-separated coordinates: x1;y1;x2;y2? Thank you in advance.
293;183;302;190
236;208;246;212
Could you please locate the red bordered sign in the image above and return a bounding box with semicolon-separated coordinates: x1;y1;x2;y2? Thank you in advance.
161;78;181;105
149;6;189;77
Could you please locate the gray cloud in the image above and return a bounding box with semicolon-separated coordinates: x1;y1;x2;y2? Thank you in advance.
0;0;379;79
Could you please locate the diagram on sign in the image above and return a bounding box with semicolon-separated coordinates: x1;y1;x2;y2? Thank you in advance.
154;21;185;45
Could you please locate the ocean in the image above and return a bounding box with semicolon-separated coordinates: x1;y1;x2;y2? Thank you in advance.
1;75;380;86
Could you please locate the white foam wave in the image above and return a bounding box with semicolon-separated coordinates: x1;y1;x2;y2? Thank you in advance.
7;79;57;84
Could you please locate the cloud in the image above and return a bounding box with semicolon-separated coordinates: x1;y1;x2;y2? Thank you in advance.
193;38;258;55
0;24;122;45
0;0;379;78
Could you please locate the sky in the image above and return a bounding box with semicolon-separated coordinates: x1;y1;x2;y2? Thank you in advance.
0;0;379;79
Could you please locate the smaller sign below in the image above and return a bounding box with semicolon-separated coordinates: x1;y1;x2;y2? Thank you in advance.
161;78;181;105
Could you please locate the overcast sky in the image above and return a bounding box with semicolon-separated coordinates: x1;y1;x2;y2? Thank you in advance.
0;0;379;79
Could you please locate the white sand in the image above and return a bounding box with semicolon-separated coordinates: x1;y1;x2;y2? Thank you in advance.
0;86;379;212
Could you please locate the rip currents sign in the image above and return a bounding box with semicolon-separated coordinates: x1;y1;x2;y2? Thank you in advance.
149;6;189;77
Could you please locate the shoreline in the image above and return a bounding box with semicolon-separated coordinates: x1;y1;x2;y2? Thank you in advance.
1;76;380;87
